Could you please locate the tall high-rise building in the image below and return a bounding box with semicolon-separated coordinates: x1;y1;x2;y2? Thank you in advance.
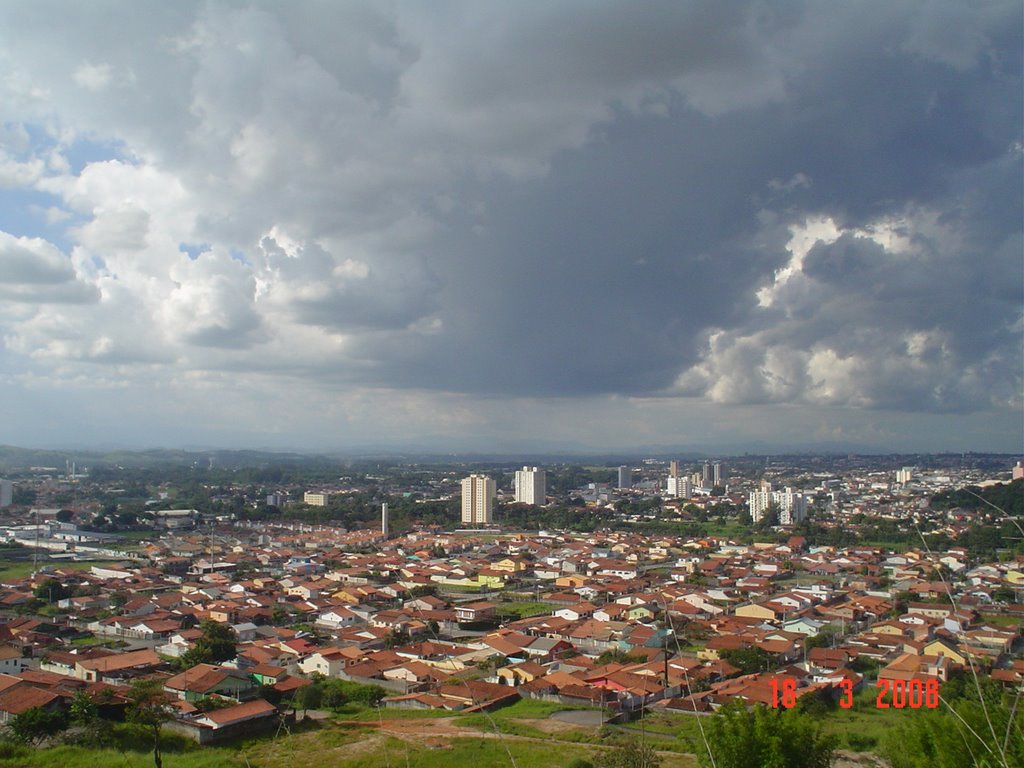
702;461;713;488
514;467;546;505
461;475;495;526
749;480;773;523
381;503;389;538
749;481;807;525
0;480;11;509
667;475;691;499
617;466;632;490
713;462;726;487
776;487;807;525
669;460;681;478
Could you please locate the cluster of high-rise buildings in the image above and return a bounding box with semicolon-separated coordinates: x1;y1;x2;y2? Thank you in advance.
459;459;737;525
663;459;726;498
460;466;548;526
748;480;807;525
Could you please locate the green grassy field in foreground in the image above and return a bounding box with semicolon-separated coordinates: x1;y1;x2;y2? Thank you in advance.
0;718;697;768
648;688;909;755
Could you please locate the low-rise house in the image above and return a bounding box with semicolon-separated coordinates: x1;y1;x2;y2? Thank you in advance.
164;664;259;702
315;607;360;630
454;602;497;623
383;660;450;687
299;648;354;678
194;698;277;730
0;683;63;723
74;648;163;683
878;653;952;682
0;645;25;674
496;661;547;687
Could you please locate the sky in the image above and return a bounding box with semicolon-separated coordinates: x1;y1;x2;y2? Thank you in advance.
0;1;1021;455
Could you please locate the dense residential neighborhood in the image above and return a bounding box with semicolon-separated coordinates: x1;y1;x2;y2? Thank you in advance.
0;452;1018;764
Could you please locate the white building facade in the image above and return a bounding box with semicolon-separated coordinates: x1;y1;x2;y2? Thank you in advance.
514;467;546;505
749;481;807;525
666;475;692;499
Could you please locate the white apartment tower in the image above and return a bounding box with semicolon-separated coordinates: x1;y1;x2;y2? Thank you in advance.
514;467;546;505
749;481;807;525
667;475;692;499
461;475;495;526
749;480;773;523
776;487;807;525
617;466;632;490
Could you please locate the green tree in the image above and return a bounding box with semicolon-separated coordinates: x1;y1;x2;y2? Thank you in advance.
12;486;36;506
697;700;837;768
718;647;776;675
66;689;110;747
384;628;411;648
293;682;323;719
804;628;838;651
757;504;780;529
127;678;174;768
179;619;237;668
9;706;66;744
319;678;386;708
271;604;290;625
69;689;98;725
881;680;1023;768
192;696;232;713
32;578;70;603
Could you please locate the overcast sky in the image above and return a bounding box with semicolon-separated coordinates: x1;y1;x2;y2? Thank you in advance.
0;1;1020;454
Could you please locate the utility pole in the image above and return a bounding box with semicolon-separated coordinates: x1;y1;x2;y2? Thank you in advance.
662;612;670;688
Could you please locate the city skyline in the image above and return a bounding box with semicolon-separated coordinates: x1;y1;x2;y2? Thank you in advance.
0;2;1020;454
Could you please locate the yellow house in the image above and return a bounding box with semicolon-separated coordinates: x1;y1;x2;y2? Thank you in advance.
332;587;363;604
492;558;527;573
922;639;966;665
735;603;780;621
555;575;587;588
496;661;546;686
872;622;909;637
626;605;656;621
474;572;507;588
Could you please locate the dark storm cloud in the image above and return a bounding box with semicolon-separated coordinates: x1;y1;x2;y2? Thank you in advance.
345;1;1021;412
